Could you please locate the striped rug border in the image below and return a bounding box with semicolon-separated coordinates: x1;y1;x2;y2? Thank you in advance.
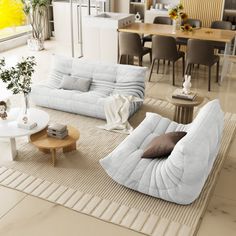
0;99;235;236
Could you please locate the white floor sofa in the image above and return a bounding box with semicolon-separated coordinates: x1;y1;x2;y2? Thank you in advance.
100;100;224;205
31;55;146;119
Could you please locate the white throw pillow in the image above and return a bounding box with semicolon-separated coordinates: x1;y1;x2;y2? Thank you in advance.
60;75;91;92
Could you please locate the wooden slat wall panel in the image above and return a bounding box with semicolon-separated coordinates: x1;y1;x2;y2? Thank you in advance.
182;0;225;27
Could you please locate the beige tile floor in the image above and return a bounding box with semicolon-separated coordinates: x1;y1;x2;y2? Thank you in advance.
0;40;236;235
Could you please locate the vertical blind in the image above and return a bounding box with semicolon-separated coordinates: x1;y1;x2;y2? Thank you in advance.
182;0;225;27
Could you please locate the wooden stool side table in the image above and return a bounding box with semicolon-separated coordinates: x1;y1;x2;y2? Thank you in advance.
30;126;80;166
167;95;204;124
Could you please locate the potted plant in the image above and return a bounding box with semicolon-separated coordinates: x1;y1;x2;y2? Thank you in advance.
22;0;50;51
0;56;36;122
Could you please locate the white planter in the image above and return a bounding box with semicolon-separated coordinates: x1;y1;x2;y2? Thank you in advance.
27;38;44;51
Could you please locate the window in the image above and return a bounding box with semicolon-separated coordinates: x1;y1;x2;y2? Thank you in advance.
0;0;30;41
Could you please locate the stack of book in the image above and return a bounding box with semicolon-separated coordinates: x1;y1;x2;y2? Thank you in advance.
47;123;68;139
18;120;37;130
172;89;197;101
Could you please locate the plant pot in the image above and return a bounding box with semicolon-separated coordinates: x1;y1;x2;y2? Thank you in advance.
27;38;44;51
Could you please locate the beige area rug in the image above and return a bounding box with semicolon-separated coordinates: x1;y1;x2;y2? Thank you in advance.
0;98;235;236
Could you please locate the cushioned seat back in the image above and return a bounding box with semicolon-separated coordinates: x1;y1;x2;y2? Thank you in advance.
47;56;146;99
169;99;224;188
113;65;146;98
47;56;73;88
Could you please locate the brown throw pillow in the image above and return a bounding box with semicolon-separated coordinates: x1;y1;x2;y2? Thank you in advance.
142;132;187;159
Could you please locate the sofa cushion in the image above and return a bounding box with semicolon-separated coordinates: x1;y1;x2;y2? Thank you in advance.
100;100;224;204
47;55;73;89
142;131;187;159
60;75;91;92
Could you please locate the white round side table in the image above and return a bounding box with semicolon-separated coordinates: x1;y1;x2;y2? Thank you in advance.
0;108;49;160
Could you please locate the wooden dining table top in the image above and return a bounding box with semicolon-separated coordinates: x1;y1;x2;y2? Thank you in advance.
118;23;236;43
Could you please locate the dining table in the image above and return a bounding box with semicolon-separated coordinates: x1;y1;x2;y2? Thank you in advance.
118;23;236;83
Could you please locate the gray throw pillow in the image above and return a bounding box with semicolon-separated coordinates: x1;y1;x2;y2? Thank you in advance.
142;131;187;159
60;75;91;92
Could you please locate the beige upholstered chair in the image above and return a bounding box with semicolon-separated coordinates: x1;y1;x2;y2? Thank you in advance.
211;21;233;52
177;19;202;50
185;39;220;91
143;16;172;46
119;32;152;66
149;35;185;85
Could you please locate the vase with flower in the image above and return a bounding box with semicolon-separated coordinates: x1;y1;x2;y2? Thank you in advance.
168;3;188;33
0;56;36;124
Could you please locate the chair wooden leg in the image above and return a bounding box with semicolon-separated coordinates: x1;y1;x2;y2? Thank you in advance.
126;55;129;65
138;56;142;66
182;56;185;77
216;60;220;83
119;55;122;64
168;60;171;66
149;52;152;63
163;59;166;74
148;59;155;82
172;61;175;86
185;63;190;75
157;59;160;74
208;66;211;91
178;44;181;51
189;64;192;74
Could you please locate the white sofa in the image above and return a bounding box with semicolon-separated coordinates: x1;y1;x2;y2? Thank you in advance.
100;100;224;205
31;56;146;119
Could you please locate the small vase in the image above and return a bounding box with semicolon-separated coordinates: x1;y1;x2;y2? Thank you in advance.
24;93;30;116
172;18;181;33
172;20;177;33
22;93;30;124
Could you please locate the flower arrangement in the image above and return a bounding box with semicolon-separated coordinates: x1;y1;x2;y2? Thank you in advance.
180;24;193;32
168;3;188;21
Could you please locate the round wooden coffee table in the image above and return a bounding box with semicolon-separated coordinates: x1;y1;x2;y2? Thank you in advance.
166;95;204;124
30;126;80;166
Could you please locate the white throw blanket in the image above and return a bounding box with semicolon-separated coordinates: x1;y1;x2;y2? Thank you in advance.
98;95;143;134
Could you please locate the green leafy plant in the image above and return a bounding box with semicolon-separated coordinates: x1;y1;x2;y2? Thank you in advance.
21;0;50;41
0;56;36;95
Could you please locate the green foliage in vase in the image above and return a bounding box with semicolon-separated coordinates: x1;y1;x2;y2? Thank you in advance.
0;56;36;95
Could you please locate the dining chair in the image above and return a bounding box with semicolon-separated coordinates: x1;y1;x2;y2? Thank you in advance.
176;19;202;50
211;21;233;52
211;21;232;30
149;35;185;86
142;16;172;46
119;32;152;66
185;39;220;91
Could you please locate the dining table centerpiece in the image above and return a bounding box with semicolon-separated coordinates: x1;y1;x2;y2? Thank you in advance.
168;3;188;33
0;56;36;124
180;24;193;32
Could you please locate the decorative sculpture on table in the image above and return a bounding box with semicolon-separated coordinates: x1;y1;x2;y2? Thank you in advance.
0;56;36;124
183;75;192;95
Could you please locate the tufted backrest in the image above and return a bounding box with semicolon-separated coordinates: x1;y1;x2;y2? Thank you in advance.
47;55;146;99
167;99;224;202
